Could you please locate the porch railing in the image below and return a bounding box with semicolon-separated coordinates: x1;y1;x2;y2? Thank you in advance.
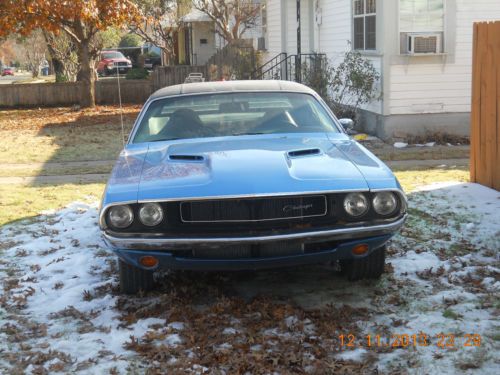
252;53;327;83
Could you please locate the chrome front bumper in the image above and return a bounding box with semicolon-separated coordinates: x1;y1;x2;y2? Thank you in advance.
103;215;407;251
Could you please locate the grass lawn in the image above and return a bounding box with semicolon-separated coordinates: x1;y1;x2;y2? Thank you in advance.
0;106;139;164
393;167;469;191
0;183;105;227
0;168;470;228
371;145;469;161
0;164;112;177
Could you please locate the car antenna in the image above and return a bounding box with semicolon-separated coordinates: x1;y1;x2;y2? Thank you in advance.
116;64;126;147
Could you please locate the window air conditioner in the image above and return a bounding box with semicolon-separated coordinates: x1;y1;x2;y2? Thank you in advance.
407;33;442;54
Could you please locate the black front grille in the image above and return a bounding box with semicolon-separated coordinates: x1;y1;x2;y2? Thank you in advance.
186;241;307;259
106;193;403;237
117;62;128;66
180;195;327;222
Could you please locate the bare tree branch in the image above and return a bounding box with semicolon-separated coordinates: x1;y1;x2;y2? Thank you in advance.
194;0;261;44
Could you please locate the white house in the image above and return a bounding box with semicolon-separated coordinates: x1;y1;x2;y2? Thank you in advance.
262;0;500;139
179;2;266;66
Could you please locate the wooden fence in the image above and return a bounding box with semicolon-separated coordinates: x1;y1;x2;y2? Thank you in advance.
151;65;209;90
0;82;81;107
95;80;152;105
0;80;151;107
470;21;500;191
0;65;211;108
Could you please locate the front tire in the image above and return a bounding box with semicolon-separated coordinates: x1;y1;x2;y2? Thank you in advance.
340;245;386;281
119;259;155;294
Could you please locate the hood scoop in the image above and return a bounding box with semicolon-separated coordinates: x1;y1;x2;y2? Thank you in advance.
169;154;205;162
287;148;322;158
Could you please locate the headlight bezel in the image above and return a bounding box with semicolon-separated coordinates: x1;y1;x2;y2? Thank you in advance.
139;202;164;227
107;204;134;229
372;191;398;217
343;192;370;218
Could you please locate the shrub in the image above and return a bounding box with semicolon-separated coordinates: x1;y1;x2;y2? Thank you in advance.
301;55;334;101
301;49;380;122
329;49;380;120
125;68;149;80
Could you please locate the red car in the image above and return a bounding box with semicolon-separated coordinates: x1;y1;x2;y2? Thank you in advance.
1;67;14;76
96;51;132;76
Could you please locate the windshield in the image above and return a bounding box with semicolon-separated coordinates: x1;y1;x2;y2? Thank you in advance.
132;92;340;143
102;51;125;59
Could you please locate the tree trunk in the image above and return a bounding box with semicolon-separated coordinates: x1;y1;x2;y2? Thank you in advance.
43;32;66;82
31;65;39;78
76;40;95;108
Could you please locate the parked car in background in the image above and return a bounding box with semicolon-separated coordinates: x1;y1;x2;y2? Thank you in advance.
96;51;132;76
144;54;161;70
1;67;14;76
99;80;407;294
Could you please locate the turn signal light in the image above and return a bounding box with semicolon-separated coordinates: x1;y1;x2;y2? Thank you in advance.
352;244;369;256
139;256;159;268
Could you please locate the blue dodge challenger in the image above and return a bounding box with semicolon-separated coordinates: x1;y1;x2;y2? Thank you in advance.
99;80;407;294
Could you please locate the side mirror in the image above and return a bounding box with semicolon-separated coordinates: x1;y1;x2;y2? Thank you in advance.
339;118;354;131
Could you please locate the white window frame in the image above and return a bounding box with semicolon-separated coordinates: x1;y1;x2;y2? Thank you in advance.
398;0;446;54
353;0;377;51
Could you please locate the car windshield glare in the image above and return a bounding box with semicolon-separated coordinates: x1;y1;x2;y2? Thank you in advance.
132;92;340;143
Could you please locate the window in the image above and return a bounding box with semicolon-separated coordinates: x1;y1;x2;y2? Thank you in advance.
353;0;377;50
400;0;444;54
132;92;340;143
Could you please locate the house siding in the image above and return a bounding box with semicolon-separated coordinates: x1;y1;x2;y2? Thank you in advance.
283;0;312;55
313;0;351;58
264;0;283;61
305;1;384;114
388;0;500;116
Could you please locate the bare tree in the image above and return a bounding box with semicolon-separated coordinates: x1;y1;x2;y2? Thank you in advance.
130;0;184;61
43;31;79;82
22;31;47;78
193;0;261;44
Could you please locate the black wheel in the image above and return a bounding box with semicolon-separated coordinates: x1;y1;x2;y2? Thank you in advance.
340;245;386;281
119;259;155;294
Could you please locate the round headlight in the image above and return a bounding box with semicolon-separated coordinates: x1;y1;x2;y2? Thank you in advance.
343;193;369;217
139;203;164;226
373;192;398;216
108;205;134;228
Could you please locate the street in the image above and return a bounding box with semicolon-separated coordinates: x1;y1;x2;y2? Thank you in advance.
0;72;32;84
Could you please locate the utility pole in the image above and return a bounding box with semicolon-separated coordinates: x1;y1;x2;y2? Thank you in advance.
296;0;301;82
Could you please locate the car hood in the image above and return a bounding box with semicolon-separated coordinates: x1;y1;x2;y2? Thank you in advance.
103;134;400;205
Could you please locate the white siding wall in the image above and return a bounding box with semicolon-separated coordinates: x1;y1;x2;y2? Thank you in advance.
313;0;351;60
389;0;500;115
317;1;383;114
283;0;312;54
264;0;283;61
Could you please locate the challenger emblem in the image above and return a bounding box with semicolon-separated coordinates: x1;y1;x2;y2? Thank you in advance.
283;204;313;213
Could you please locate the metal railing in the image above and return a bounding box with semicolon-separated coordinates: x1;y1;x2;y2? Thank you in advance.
251;52;288;80
253;53;327;83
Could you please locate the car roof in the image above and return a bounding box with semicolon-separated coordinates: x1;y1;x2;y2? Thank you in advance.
149;80;317;100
